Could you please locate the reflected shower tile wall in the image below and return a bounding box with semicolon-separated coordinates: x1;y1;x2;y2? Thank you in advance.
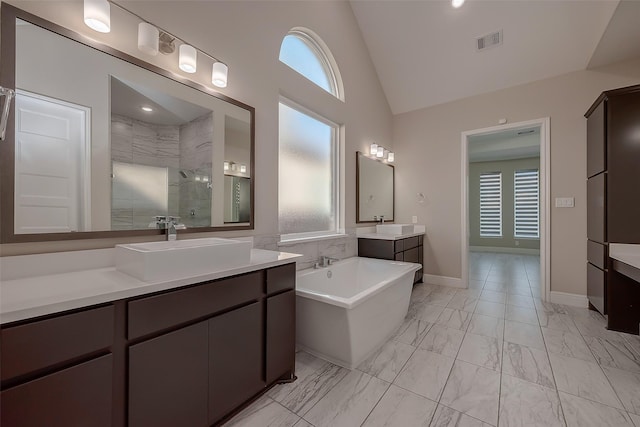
179;113;213;225
110;114;180;229
111;115;133;162
180;113;213;170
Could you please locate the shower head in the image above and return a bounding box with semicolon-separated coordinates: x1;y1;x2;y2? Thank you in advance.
179;170;188;178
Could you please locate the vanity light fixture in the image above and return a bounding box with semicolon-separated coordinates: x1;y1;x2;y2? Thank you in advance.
370;143;378;156
387;152;395;163
141;106;153;112
138;22;159;56
231;163;237;172
224;161;230;171
211;62;228;88
376;147;384;158
179;44;197;73
452;0;465;8
240;164;247;173
84;1;230;89
84;0;111;33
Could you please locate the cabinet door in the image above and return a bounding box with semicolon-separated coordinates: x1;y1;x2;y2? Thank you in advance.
266;290;296;384
587;100;606;178
587;173;606;243
1;355;113;427
129;322;208;427
587;262;606;315
607;91;640;243
209;302;264;424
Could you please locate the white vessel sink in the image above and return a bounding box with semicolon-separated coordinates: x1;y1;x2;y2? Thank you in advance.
115;238;252;282
376;224;414;235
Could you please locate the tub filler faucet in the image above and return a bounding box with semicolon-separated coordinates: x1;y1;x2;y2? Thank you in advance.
315;256;338;269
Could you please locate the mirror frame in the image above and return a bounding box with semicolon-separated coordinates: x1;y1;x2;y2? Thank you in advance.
355;151;394;223
0;3;255;243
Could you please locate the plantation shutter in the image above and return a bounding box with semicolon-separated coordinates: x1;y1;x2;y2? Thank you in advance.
480;172;502;237
514;169;539;238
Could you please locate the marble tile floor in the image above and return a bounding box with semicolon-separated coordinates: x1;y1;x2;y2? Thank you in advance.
227;253;640;427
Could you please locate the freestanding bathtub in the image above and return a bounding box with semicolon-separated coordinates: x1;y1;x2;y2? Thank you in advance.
296;257;421;369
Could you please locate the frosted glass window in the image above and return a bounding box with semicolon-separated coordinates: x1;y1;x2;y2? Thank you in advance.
279;102;337;236
279;32;336;97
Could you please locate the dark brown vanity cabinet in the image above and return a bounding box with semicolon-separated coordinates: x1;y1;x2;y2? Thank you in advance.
0;262;297;427
0;305;115;427
585;84;640;317
358;235;424;283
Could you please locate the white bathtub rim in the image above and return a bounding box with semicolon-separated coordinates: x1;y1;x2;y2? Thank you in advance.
296;257;421;310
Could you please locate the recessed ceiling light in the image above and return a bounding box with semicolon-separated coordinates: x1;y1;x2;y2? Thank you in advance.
452;0;465;8
141;106;153;112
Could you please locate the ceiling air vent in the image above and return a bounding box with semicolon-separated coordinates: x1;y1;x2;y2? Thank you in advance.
476;30;502;51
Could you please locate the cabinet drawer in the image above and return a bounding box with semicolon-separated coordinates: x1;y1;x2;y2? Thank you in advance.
403;236;420;250
128;272;262;339
1;305;114;381
587;263;606;315
404;247;420;263
587;240;607;270
395;252;403;261
1;355;113;427
587;173;606;243
394;240;404;253
358;239;394;260
266;263;295;295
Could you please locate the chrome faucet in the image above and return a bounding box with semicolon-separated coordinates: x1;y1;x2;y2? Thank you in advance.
314;256;338;269
151;216;186;241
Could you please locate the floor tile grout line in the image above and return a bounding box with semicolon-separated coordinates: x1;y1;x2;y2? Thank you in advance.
357;378;392;427
534;298;569;427
572;312;630;414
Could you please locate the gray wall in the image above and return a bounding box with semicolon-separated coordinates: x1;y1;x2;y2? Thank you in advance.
469;157;540;251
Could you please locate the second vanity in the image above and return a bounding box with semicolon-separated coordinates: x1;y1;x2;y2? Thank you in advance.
0;246;301;427
357;225;426;284
608;244;640;334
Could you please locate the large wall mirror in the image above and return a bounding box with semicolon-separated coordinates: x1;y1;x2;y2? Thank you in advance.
0;4;254;243
356;152;394;223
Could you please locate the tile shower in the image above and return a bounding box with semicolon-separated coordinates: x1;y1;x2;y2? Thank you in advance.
110;112;213;230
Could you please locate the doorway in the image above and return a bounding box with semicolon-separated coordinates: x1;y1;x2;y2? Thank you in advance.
461;118;550;301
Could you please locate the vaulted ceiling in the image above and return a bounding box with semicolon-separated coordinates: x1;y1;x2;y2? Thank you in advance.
350;0;640;115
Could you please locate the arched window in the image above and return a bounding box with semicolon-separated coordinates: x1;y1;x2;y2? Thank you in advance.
279;28;343;100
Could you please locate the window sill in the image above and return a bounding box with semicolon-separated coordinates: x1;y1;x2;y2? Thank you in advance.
278;232;348;247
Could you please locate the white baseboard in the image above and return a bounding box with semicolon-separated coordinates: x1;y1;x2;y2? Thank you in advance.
422;274;464;288
470;246;540;255
549;291;589;308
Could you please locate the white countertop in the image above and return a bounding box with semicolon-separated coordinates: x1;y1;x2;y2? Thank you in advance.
609;244;640;270
356;231;425;241
356;224;426;241
0;249;301;325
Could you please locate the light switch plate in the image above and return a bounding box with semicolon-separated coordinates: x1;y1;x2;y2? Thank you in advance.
555;197;575;208
412;216;418;224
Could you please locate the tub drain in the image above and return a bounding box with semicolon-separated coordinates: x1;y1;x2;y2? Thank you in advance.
327;270;332;278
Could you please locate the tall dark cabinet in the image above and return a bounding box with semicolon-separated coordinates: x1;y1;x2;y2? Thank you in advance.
585;84;640;316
